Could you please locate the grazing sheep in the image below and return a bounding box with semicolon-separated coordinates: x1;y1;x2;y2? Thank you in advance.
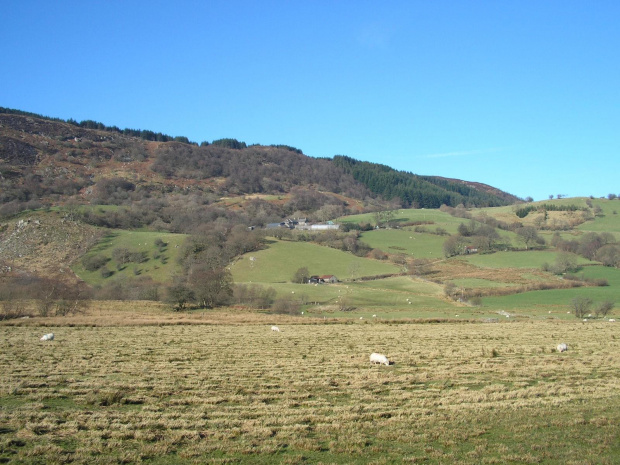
271;326;280;332
609;319;616;322
370;352;390;366
372;314;377;318
557;343;568;353
40;333;54;341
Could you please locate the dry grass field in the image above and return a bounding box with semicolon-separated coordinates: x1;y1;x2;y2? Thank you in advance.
1;309;619;464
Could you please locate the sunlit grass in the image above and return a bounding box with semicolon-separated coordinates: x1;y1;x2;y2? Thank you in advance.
338;208;465;228
462;250;595;269
450;277;519;289
1;319;619;464
71;230;186;285
230;239;399;283
359;229;448;258
482;266;620;313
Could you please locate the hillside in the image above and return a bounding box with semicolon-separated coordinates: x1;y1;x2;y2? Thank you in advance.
0;108;518;222
6;108;618;322
333;155;520;207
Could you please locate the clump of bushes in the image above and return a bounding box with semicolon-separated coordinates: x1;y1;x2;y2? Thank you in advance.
82;254;109;271
270;298;301;315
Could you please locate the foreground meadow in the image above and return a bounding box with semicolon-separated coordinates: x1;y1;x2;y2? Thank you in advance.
1;317;619;464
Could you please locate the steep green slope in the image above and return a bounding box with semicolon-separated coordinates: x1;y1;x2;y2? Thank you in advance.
333;155;519;208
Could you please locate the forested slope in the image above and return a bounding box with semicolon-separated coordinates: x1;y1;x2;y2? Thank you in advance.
333;155;519;208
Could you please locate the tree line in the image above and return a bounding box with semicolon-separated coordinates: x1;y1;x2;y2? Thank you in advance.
332;155;517;209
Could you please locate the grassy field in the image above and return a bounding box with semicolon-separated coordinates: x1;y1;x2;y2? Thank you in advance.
71;230;187;285
461;251;596;269
577;198;620;234
230;239;400;283
1;313;619;464
359;229;448;258
449;277;520;289
227;199;620;320
338;208;465;228
482;266;620;313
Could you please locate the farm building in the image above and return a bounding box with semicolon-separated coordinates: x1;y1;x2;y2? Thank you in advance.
309;221;340;231
266;219;340;231
308;275;339;284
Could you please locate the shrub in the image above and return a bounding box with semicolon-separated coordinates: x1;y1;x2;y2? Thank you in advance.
82;254;109;271
233;284;276;309
100;267;114;278
369;248;388;260
292;267;310;284
444;282;459;300
270;298;301;315
595;301;614;318
0;300;28;320
128;251;148;263
570;296;592;318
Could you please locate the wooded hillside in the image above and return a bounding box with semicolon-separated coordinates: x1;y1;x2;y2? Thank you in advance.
1;107;519;223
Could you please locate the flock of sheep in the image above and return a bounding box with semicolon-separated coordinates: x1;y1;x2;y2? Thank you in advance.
269;325;572;366
39;323;580;364
270;325;392;364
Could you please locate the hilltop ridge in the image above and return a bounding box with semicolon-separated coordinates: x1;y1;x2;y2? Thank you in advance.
1;108;519;221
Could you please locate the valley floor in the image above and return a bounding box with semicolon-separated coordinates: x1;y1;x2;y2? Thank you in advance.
1;305;619;464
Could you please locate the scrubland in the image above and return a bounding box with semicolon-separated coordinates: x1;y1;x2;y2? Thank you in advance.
1;314;619;464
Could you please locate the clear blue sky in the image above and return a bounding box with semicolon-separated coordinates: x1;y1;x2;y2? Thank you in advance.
2;1;619;201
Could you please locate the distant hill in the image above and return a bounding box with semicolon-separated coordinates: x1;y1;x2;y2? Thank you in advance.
0;107;518;221
333;156;520;208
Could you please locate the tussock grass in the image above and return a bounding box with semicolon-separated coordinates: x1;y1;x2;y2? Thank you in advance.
1;320;619;463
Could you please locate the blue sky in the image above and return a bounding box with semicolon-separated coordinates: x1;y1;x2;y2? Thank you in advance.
2;1;619;201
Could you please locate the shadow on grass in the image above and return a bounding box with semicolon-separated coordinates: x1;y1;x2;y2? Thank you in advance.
90;232;119;253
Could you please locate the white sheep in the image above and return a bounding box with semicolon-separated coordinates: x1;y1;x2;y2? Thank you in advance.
271;326;280;332
370;352;390;366
608;319;616;322
556;343;568;353
40;333;54;341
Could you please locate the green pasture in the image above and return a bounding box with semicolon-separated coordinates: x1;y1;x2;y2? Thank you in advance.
578;198;620;233
250;282;345;304
263;281;448;310
477;197;591;221
311;295;462;319
230;239;399;283
332;278;460;318
481;266;620;315
252;275;454;318
338;208;465;228
359;229;447;258
461;250;596;269
72;230;186;285
352;275;443;295
450;277;519;289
